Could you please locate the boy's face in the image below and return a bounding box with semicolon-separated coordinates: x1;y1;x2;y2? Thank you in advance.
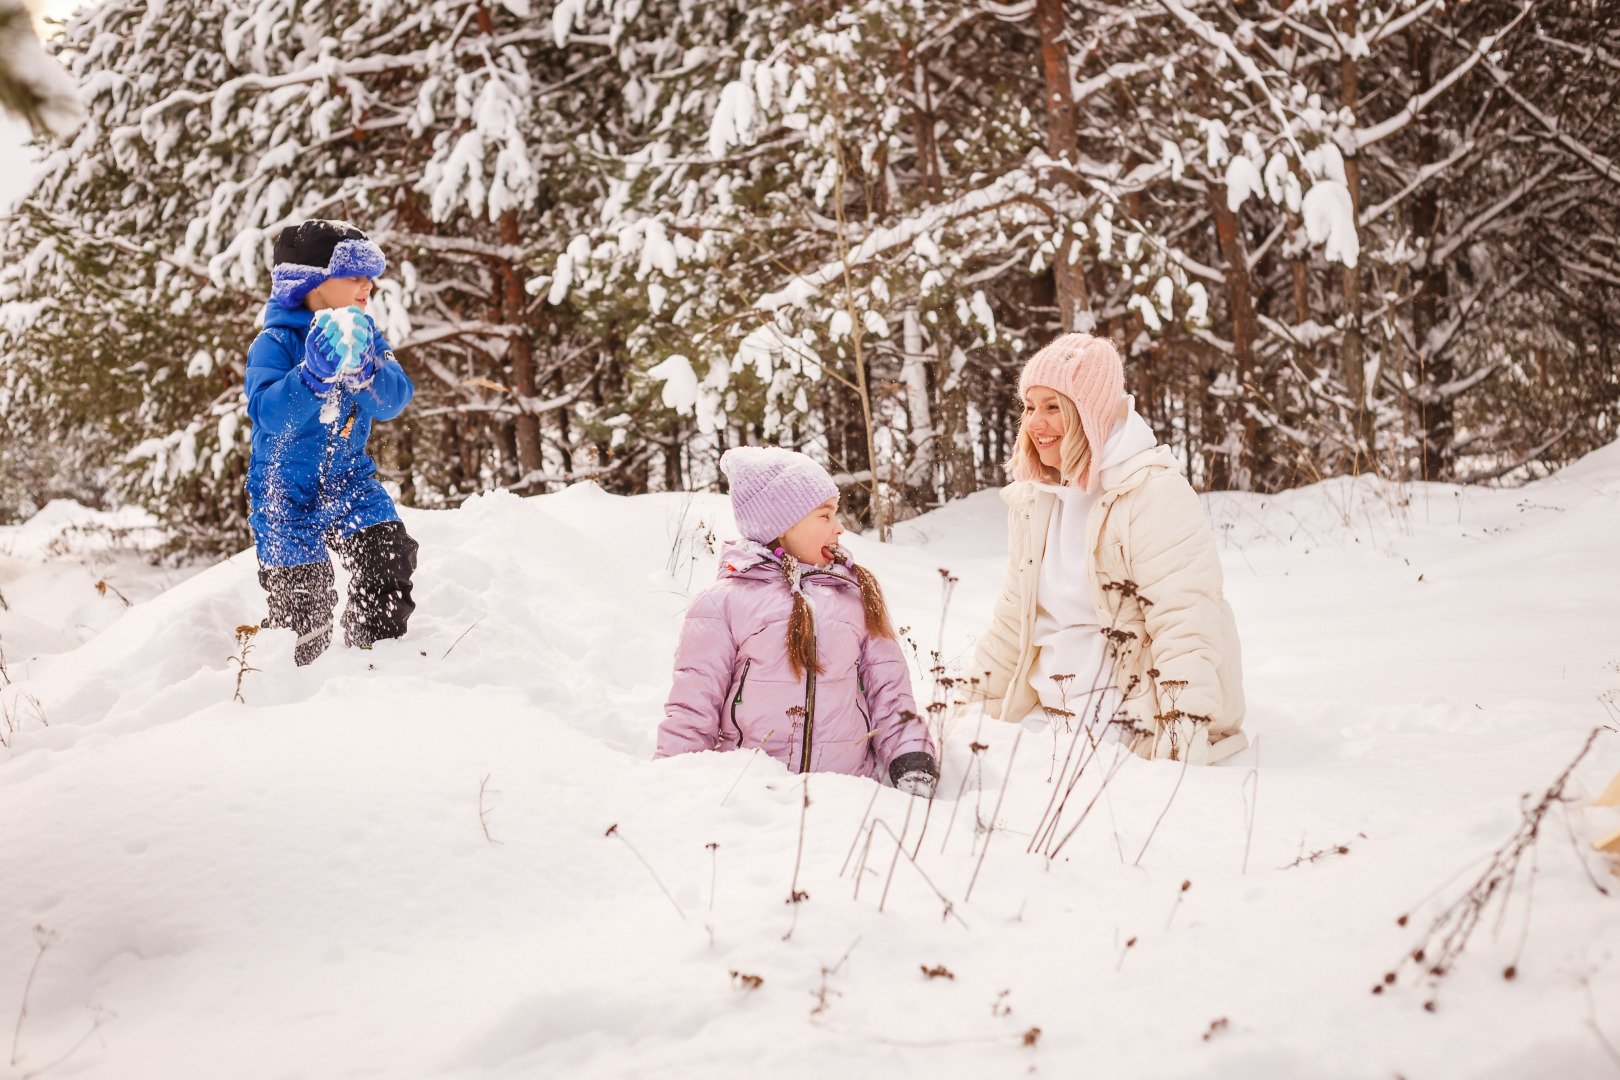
305;275;374;312
776;498;843;569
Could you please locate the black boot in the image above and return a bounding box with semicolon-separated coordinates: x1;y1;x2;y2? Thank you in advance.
259;562;338;666
332;520;419;648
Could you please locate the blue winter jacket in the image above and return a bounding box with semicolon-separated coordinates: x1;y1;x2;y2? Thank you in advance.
244;303;415;567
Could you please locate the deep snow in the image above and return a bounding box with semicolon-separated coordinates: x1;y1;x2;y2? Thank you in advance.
0;446;1617;1079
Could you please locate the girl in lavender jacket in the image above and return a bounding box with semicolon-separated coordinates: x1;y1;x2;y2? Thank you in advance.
657;447;939;793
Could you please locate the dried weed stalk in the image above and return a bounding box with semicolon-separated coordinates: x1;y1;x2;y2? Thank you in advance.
1282;833;1365;869
964;729;1022;903
478;774;501;845
229;625;259;704
93;580;131;607
783;776;811;941
850;817;968;928
1376;728;1605;1006
809;937;861;1021
1242;735;1260;874
605;823;686;922
10;925;110;1079
720;727;776;807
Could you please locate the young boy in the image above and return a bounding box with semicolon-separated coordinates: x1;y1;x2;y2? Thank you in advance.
245;219;418;665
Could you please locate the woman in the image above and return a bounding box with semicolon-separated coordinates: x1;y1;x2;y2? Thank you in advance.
973;333;1247;764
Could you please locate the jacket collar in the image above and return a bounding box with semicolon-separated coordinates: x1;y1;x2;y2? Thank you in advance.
716;538;859;588
261;303;316;334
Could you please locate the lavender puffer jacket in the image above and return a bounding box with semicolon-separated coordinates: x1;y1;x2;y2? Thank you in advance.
657;541;934;778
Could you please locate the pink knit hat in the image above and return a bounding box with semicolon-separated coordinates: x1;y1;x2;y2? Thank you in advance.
1018;333;1125;492
720;446;840;544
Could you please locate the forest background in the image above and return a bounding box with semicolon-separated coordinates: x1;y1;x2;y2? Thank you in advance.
0;0;1616;553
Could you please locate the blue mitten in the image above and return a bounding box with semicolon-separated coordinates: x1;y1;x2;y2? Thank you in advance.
301;307;377;396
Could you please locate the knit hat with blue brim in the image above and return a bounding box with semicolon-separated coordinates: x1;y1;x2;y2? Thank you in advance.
270;219;387;309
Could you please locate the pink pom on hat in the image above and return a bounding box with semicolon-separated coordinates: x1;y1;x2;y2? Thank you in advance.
720;446;840;544
1017;332;1125;492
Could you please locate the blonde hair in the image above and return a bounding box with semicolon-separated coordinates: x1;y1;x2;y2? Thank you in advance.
1006;389;1092;486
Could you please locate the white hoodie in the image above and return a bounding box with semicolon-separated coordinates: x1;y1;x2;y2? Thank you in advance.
1026;396;1159;729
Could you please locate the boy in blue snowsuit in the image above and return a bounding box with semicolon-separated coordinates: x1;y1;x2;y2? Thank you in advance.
245;220;418;665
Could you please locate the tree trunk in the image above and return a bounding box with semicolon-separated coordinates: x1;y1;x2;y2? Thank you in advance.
1035;0;1091;333
1339;0;1373;474
1408;27;1451;481
500;210;544;483
1208;184;1258;487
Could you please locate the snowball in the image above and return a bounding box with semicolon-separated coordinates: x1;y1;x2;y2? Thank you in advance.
1302;180;1360;268
646;354;699;415
1225;155;1264;212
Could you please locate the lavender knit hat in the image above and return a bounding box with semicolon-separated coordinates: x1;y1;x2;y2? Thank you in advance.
720;446;839;544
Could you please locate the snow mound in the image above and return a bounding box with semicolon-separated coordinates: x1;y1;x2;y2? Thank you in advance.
0;452;1617;1079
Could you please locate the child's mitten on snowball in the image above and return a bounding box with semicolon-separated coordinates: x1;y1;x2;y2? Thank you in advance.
301;306;375;395
890;751;939;797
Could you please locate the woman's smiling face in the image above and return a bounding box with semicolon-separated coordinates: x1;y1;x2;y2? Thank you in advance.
1023;385;1066;470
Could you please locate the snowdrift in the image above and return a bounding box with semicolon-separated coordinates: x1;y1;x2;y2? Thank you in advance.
1;450;1618;1079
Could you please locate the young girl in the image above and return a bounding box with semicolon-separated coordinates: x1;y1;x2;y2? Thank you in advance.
657;447;938;792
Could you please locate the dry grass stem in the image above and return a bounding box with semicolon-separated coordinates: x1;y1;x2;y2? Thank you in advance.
1376;727;1605;1004
1281;832;1365;869
478;774;502;845
441;614;486;660
878;796;914;913
720;728;775;807
965;729;1022;903
1242;735;1260;874
783;777;811;941
229;625;260;704
839;784;880;876
605;823;686;922
853;818;968;928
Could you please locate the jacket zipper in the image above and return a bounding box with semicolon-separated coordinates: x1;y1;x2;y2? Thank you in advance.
729;659;751;748
318;401;356;488
854;662;871;731
800;663;816;773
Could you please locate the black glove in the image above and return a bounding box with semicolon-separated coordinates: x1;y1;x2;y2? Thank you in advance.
889;751;939;797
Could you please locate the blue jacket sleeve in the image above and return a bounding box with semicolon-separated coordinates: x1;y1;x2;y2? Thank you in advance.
245;329;325;435
353;337;414;422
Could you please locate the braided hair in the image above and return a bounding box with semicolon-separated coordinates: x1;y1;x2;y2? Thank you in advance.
774;544;896;679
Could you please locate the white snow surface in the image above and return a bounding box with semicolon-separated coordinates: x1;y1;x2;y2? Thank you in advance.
2;447;1619;1078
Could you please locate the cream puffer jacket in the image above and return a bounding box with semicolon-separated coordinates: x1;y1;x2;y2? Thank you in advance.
972;444;1247;764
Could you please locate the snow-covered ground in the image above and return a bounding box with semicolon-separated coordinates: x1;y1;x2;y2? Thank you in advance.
1;446;1617;1079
